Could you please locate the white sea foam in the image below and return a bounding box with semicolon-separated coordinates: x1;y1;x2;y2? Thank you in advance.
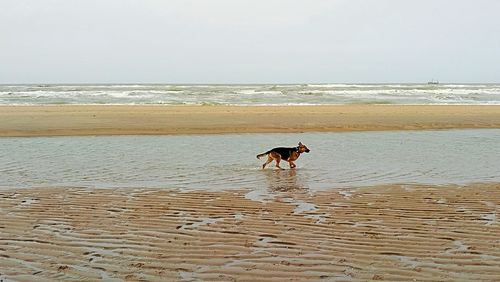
1;84;499;105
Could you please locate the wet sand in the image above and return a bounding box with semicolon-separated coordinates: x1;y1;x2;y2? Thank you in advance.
1;184;499;281
1;105;500;136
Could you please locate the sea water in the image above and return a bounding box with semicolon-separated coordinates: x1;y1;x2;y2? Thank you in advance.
1;129;499;192
1;84;500;105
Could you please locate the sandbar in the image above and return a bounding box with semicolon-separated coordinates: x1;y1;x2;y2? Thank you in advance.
1;105;500;136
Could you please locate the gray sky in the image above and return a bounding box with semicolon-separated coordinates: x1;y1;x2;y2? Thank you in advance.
1;0;499;84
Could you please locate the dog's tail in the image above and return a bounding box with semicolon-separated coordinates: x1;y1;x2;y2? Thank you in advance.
256;151;271;159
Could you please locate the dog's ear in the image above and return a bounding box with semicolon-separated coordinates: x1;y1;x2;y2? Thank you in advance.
298;142;302;146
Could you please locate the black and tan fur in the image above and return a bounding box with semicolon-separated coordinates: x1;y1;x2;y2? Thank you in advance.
257;142;310;169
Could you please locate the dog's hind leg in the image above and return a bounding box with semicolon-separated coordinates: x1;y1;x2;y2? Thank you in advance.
274;156;284;170
267;152;284;170
262;155;273;169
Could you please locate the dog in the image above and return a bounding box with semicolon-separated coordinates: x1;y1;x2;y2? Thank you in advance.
257;142;310;169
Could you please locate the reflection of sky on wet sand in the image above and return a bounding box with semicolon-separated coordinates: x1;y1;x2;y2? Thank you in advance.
263;169;306;192
1;130;500;193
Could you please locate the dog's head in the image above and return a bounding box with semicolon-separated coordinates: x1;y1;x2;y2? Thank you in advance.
298;142;310;153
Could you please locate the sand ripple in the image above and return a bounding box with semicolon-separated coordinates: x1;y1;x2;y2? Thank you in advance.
1;184;499;281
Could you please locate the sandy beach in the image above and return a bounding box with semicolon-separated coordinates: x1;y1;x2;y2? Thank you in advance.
1;105;500;136
1;184;499;281
1;105;500;280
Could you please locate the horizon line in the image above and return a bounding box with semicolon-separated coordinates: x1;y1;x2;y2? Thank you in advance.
2;82;500;86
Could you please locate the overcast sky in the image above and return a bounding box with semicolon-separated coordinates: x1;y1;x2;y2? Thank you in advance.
1;0;499;84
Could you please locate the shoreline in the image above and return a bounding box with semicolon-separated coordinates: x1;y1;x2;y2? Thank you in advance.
1;183;499;280
1;105;500;137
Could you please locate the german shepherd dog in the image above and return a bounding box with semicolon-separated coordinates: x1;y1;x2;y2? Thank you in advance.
257;142;310;169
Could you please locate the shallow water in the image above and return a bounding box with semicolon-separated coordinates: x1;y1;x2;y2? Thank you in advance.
1;129;499;192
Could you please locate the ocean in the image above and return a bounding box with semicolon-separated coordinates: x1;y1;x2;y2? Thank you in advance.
1;83;500;105
2;130;499;196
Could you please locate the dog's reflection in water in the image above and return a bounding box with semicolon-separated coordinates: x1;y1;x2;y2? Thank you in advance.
263;169;307;192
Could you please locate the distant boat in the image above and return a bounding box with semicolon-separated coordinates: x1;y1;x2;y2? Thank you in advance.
427;79;439;85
